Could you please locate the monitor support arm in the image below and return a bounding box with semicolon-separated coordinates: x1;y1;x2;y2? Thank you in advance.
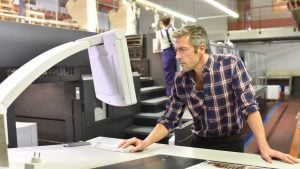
0;31;108;167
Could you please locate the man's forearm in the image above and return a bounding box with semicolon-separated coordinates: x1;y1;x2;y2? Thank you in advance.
247;111;270;150
143;123;169;148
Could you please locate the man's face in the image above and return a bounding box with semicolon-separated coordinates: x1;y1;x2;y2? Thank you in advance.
175;35;204;72
159;21;164;28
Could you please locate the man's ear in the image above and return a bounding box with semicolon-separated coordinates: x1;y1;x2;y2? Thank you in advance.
199;44;206;53
199;44;206;52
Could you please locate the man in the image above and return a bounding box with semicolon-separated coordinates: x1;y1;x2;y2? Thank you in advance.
155;16;176;96
120;25;299;164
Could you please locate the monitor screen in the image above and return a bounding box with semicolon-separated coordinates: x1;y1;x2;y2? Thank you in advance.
88;30;137;106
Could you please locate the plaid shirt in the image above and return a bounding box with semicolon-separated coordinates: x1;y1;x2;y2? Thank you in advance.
158;54;259;137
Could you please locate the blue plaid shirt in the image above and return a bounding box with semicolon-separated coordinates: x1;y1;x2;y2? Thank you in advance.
158;54;259;137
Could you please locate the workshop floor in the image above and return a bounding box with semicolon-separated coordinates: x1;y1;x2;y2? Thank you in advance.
244;96;300;156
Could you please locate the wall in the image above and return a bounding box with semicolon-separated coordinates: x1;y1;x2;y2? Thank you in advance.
35;0;60;12
200;18;228;41
237;41;300;76
250;0;290;20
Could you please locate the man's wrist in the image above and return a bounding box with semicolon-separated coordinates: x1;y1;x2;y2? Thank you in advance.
142;139;152;149
258;143;271;152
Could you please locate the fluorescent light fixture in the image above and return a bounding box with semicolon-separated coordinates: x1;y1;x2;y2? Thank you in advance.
204;0;239;18
198;14;228;20
136;0;196;22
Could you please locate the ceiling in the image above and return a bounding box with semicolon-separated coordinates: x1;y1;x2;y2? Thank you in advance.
144;0;233;20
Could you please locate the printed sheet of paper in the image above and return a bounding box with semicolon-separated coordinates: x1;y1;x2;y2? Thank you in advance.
186;160;276;169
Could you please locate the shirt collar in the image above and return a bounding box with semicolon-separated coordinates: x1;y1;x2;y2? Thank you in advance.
203;54;213;72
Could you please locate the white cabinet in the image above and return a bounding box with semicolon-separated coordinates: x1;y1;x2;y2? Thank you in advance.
16;122;38;147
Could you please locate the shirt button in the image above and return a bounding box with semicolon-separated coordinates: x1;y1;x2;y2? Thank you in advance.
209;119;214;123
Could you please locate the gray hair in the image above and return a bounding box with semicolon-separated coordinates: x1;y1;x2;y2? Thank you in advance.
172;25;211;54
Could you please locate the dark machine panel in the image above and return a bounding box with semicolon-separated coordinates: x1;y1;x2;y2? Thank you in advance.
0;21;95;68
14;81;81;145
93;154;277;169
92;154;205;169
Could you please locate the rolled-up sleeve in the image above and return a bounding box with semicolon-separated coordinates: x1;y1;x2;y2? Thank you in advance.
157;80;185;132
232;58;259;119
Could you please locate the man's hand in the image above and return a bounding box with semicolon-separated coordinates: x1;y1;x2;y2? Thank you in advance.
118;137;146;152
260;147;299;164
118;124;169;152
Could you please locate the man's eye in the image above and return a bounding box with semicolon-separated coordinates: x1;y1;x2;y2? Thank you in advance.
178;48;187;52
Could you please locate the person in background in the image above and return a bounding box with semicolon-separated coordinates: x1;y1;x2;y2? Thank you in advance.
155;16;176;96
19;0;25;16
120;25;299;164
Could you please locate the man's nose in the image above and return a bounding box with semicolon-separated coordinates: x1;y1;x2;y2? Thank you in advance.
176;52;181;60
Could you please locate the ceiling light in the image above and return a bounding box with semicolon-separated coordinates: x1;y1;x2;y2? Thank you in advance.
136;0;196;22
204;0;239;18
198;14;228;20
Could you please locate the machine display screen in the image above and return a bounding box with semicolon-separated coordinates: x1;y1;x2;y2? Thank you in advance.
92;154;277;169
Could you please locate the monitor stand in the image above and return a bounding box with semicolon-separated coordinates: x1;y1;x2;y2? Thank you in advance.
0;114;9;167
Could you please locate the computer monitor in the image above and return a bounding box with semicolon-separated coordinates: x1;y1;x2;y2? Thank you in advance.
88;31;136;106
0;29;136;167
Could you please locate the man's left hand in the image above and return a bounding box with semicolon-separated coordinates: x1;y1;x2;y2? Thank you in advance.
260;147;299;164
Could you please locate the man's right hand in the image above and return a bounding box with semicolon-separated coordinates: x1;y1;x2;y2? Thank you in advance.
118;123;169;152
118;137;147;152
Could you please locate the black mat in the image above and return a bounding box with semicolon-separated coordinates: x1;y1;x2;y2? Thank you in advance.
92;154;205;169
